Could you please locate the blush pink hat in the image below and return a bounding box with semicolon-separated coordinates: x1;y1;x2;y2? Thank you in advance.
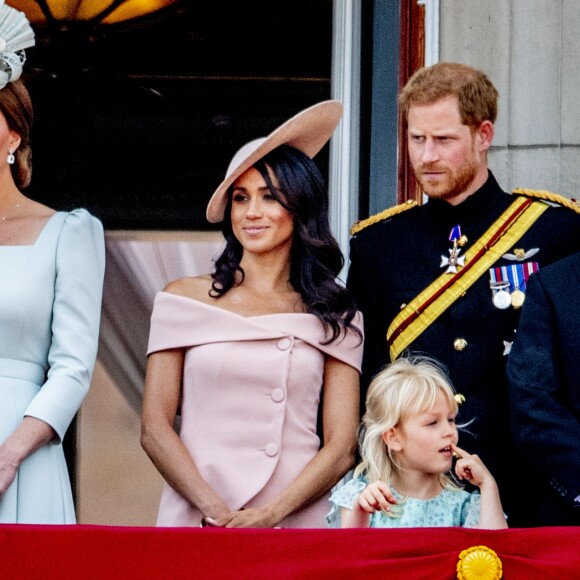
206;99;343;223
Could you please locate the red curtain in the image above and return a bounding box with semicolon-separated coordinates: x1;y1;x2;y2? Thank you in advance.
2;524;578;579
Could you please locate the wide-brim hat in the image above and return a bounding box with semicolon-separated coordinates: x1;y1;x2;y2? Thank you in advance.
206;99;343;223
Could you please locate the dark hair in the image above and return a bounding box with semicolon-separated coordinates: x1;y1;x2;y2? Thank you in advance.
211;144;360;344
0;79;33;188
398;62;498;129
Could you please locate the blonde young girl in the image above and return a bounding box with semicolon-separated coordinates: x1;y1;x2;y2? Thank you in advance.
328;357;507;529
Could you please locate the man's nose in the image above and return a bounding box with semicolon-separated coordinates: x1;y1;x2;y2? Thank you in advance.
421;139;439;164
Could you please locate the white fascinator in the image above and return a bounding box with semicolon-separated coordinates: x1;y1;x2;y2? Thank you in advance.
0;0;35;90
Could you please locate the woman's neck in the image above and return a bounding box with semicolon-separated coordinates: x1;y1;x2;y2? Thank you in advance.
217;252;304;316
0;174;23;213
239;252;293;294
390;470;443;500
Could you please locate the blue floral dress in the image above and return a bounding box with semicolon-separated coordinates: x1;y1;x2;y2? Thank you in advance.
327;476;481;528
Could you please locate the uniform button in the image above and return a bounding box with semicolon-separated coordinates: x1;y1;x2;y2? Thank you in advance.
453;338;468;351
277;337;292;350
264;443;279;457
271;388;285;403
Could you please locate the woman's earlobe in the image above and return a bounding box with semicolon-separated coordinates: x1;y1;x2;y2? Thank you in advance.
9;132;21;151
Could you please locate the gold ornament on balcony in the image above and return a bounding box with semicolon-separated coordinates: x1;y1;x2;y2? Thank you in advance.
456;545;503;580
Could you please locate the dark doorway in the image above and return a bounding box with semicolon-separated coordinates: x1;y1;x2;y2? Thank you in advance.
22;0;333;230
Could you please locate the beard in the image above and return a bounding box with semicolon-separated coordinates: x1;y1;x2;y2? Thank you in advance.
414;155;480;203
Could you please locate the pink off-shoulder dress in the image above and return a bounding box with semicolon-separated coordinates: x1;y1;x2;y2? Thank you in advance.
147;292;363;528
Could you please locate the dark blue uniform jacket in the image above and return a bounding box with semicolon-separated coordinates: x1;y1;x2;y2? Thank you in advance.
508;251;580;526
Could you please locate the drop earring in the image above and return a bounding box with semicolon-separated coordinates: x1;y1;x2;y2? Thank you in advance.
7;149;14;165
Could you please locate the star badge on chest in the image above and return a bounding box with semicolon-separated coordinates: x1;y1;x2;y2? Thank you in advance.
503;340;512;356
440;248;465;274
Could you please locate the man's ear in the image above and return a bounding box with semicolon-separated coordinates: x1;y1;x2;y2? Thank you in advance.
382;427;402;452
476;120;494;152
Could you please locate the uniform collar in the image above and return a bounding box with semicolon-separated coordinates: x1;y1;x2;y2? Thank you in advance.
425;171;506;224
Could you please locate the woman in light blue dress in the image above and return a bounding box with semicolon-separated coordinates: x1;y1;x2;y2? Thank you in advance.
0;55;105;520
328;357;507;529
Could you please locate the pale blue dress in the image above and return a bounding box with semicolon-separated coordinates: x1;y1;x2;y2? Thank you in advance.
0;210;105;524
327;476;481;528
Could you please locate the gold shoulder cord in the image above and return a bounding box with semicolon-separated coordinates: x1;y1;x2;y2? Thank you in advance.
513;188;580;214
350;200;418;236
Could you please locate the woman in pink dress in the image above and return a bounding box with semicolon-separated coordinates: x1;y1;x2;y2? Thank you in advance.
141;101;363;528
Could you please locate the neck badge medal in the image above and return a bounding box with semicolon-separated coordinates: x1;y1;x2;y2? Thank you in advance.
440;225;465;274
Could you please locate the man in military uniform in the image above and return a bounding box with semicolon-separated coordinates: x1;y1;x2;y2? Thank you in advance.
347;62;580;526
507;251;580;526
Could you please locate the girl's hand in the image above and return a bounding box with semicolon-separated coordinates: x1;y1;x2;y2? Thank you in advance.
452;443;495;488
453;444;507;529
357;480;397;514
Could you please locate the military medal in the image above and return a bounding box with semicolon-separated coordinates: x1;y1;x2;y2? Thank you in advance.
506;263;537;308
491;283;511;309
511;288;526;308
490;280;511;309
440;225;465;274
489;262;539;309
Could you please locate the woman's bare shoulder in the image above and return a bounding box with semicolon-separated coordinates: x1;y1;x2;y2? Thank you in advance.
163;274;214;303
